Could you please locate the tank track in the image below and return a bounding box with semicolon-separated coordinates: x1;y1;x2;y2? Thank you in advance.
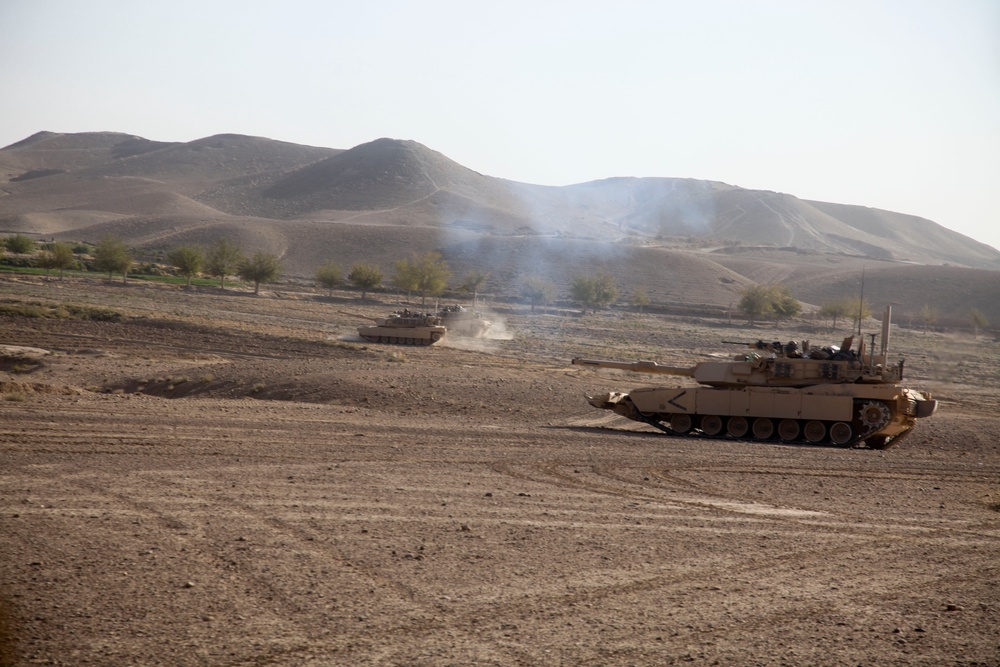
360;334;438;346
631;398;905;450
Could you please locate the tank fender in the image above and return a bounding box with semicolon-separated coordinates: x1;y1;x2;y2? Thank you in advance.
586;392;640;421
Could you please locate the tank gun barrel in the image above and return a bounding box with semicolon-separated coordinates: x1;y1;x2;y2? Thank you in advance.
722;340;780;350
571;357;695;377
338;310;378;321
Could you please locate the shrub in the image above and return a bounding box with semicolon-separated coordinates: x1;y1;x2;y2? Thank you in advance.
5;234;36;254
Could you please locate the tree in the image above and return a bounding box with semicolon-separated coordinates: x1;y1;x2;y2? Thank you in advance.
739;284;801;325
630;286;650;313
819;298;866;329
238;252;281;295
519;275;555;313
205;239;244;290
969;308;988;339
167;246;204;287
820;299;848;328
771;285;802;320
5;233;36;254
348;262;384;300
919;304;938;333
36;242;75;279
738;285;775;326
392;258;419;302
394;252;450;307
460;271;490;308
315;260;344;297
846;297;872;330
570;271;618;314
92;235;132;283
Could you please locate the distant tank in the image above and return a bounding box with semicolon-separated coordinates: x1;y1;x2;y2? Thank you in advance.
571;306;936;449
436;305;492;337
341;310;446;346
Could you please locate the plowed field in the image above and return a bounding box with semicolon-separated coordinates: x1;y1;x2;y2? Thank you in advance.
2;276;998;666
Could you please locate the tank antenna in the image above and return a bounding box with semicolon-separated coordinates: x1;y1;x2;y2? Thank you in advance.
856;267;866;352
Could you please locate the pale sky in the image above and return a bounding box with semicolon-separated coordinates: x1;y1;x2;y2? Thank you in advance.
3;0;999;251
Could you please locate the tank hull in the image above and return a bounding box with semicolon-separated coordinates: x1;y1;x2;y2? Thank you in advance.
589;383;936;449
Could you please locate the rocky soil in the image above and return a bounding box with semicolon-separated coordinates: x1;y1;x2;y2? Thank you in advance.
1;275;998;666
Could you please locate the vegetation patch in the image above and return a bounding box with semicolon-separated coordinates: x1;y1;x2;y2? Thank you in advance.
0;299;124;322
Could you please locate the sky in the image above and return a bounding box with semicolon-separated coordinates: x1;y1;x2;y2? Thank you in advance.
2;0;999;251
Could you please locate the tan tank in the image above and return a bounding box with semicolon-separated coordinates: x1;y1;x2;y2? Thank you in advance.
341;310;447;346
571;307;936;449
437;305;492;337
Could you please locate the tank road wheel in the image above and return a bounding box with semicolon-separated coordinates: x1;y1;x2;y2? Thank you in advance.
829;422;854;446
777;419;800;442
803;420;826;444
431;332;443;343
700;415;724;437
670;414;694;434
752;418;775;440
727;416;749;438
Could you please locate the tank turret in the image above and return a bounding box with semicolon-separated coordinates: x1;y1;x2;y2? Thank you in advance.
340;310;446;346
571;306;936;449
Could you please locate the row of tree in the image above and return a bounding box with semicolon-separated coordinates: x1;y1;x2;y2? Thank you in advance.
163;239;280;294
4;233;990;331
83;236;283;294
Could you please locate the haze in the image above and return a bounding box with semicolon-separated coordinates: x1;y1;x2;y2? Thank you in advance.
2;0;998;251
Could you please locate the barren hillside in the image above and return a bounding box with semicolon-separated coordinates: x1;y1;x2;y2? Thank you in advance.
2;131;999;325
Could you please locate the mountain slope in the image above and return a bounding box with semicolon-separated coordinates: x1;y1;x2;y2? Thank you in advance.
1;131;999;325
2;131;996;267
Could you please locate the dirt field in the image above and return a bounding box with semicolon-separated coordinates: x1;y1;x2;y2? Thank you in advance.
2;276;998;666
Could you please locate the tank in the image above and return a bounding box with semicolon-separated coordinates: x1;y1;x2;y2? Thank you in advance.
341;310;447;346
436;305;492;337
571;307;936;449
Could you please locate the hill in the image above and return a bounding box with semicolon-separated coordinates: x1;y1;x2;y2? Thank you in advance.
1;131;998;325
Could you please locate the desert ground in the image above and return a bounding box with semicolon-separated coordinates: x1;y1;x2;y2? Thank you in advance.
1;274;998;666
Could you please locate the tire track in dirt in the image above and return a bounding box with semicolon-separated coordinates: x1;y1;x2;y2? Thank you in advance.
131;469;549;667
492;458;1000;544
48;473;445;657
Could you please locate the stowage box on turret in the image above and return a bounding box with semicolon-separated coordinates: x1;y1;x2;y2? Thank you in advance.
571;307;936;449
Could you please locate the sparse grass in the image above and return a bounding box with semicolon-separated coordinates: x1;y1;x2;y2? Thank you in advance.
4;392;26;402
324;340;361;351
251;383;267;393
386;351;407;362
0;299;123;322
